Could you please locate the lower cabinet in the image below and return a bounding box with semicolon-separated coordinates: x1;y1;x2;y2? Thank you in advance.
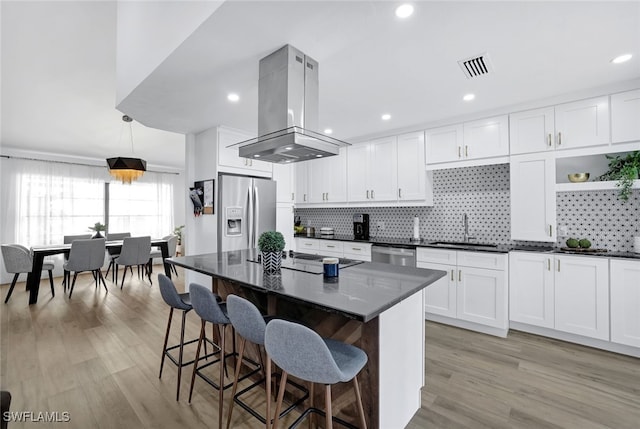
294;238;372;262
610;259;640;348
510;252;610;341
418;248;508;336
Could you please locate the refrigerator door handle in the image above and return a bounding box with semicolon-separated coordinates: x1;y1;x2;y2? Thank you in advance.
246;185;253;249
253;185;260;248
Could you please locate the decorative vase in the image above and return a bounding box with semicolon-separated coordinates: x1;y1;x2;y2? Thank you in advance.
262;271;283;290
92;231;104;239
261;251;282;273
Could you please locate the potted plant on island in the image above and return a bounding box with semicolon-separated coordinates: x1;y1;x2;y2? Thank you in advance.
173;225;185;255
258;231;285;273
88;222;107;239
598;151;640;202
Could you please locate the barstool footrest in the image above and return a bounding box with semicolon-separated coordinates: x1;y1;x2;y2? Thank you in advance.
235;374;309;424
290;407;359;429
163;337;202;368
194;351;258;391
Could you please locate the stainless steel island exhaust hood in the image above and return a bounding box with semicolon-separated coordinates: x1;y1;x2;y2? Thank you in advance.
235;45;349;163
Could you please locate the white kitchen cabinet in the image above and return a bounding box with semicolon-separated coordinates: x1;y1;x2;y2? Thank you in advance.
276;203;295;252
318;240;344;258
294;238;372;261
307;148;347;204
347;137;398;203
294;161;309;204
295;238;319;254
273;163;295;203
342;242;372;262
417;248;508;334
218;127;273;174
509;107;555;155
396;131;431;202
611;89;640;144
510;152;556;242
509;252;555;328
462;115;510;160
554;96;610;150
610;259;640;348
425;124;463;164
554;255;609;341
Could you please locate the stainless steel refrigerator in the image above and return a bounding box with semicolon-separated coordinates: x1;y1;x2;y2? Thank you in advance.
217;173;277;252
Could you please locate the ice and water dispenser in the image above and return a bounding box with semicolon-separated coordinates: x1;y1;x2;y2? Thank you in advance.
225;207;243;237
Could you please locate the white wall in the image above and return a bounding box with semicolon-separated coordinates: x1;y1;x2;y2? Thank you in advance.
116;1;222;105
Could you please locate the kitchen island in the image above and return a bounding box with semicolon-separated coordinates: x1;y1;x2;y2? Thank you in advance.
168;249;446;429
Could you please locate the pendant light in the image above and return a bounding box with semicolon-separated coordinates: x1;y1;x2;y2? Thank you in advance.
107;115;147;184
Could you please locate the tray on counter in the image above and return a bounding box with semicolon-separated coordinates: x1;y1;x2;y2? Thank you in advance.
559;247;608;253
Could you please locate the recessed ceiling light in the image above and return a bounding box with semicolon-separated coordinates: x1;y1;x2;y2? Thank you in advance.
254;154;260;158
381;114;391;121
284;146;292;151
316;154;323;158
463;93;475;101
324;128;333;134
395;4;414;18
611;54;632;64
227;93;240;102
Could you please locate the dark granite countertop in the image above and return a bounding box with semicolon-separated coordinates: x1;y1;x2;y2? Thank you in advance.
168;249;447;322
294;234;640;259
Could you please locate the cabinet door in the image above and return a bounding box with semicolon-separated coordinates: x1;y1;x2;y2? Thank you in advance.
307;157;328;203
554;255;609;340
509;107;555;154
554;96;610;150
457;266;507;329
218;127;273;173
294;162;309;204
346;144;370;202
276;204;295;252
326;147;348;203
418;261;456;318
611;89;640;144
509;252;554;328
369;136;398;202
425;124;463;164
463;115;509;160
510;153;556;242
397;132;426;201
610;259;640;347
295;238;319;254
273;164;294;203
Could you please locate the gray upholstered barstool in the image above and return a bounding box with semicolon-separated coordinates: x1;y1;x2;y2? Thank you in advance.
1;244;55;303
158;274;202;401
225;294;307;429
265;319;368;429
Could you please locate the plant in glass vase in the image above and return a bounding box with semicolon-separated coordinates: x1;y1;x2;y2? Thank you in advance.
88;222;107;238
258;231;285;273
598;151;640;201
173;225;185;255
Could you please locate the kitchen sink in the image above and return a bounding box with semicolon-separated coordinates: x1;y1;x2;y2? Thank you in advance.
428;241;498;248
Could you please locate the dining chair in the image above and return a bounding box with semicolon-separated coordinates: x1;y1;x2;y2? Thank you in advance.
62;234;92;288
1;244;55;303
149;235;179;276
115;236;152;289
64;238;108;298
105;232;131;282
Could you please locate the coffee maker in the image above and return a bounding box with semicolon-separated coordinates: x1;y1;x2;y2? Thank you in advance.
353;213;370;240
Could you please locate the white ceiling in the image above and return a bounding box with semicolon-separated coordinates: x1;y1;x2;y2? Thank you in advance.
3;1;640;170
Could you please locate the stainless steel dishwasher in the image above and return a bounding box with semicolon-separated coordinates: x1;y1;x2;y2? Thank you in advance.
371;244;416;267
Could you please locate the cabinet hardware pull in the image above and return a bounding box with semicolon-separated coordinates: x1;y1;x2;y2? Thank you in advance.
458;146;461;158
459;270;462;282
304;194;307;202
371;190;375;199
326;192;328;200
558;132;562;146
557;259;560;272
291;193;294;201
366;190;370;199
327;245;335;248
398;188;402;198
305;243;312;246
465;145;468;157
549;225;553;236
352;247;361;251
547;259;551;271
547;133;552;147
450;270;454;281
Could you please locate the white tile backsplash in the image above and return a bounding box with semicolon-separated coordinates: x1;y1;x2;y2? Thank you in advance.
295;164;640;252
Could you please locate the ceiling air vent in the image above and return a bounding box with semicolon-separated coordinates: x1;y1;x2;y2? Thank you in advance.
458;53;493;79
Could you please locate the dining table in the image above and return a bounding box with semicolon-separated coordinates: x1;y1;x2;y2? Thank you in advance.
26;238;171;304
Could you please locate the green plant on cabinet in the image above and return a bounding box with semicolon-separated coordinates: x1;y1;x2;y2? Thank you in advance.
598;151;640;201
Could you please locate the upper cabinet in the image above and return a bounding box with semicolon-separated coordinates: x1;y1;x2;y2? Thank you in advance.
425;115;508;167
272;163;295;204
295;148;347;205
218;127;273;175
347;136;398;203
510;96;610;155
397;132;431;202
611;89;640;144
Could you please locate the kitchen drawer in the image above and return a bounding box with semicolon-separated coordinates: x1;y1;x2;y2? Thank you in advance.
417;248;457;265
319;240;344;254
296;238;319;254
343;242;373;261
457;251;506;270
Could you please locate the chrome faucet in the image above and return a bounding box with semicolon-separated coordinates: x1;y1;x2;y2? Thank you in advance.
463;213;475;243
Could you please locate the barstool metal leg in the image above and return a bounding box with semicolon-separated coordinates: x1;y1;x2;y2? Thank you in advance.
325;385;333;429
176;310;187;401
353;376;367;429
218;324;227;429
271;370;289;429
189;320;206;403
226;336;247;429
159;308;174;379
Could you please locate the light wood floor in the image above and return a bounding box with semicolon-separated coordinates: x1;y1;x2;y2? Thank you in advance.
1;269;639;429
